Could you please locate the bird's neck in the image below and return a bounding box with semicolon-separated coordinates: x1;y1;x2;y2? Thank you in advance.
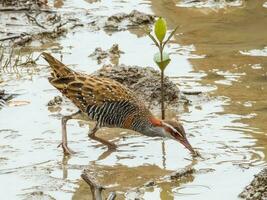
132;116;164;137
149;117;162;126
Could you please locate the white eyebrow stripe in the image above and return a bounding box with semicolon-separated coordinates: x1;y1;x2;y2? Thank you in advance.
162;122;183;138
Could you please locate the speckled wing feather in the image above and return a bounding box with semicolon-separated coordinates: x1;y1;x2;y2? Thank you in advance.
42;52;152;128
50;74;137;111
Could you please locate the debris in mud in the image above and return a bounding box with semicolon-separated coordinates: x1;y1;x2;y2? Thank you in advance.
239;167;267;200
143;180;156;187
22;192;57;200
89;44;124;64
177;0;243;8
104;10;155;30
93;64;181;108
0;1;80;46
0;90;8;107
0;0;47;8
0;90;29;108
47;96;63;106
0;90;17;107
0;46;39;70
168;167;195;180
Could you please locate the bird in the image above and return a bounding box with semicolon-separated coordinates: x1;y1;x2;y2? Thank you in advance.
42;52;198;156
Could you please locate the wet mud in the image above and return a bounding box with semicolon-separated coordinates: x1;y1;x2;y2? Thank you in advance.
0;0;84;46
89;44;124;64
239;167;267;200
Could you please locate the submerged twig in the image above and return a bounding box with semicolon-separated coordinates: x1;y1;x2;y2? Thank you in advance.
81;171;104;200
0;45;39;74
0;35;22;42
107;193;116;200
81;170;116;200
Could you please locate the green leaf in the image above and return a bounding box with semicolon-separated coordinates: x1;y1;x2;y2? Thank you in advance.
163;25;179;49
154;17;167;43
154;52;171;71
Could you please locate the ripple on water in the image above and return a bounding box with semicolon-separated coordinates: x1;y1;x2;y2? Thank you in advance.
240;46;267;57
176;0;243;9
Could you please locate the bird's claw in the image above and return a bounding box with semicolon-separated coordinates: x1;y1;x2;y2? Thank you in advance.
57;142;76;155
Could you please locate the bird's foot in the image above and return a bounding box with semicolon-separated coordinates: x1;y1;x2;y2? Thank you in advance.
192;150;203;159
107;143;117;150
57;142;76;155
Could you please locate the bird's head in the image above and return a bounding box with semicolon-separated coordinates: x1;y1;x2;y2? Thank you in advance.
148;117;197;155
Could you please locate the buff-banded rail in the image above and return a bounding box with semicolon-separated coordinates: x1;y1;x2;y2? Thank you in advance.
42;52;198;156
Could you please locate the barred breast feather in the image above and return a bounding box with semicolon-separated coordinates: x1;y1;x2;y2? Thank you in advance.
42;53;153;129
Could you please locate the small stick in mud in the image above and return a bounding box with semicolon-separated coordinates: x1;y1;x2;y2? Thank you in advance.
25;13;47;29
0;7;55;13
0;35;23;42
81;170;116;200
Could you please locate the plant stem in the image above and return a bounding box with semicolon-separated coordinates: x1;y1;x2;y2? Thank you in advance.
159;44;165;120
161;70;165;120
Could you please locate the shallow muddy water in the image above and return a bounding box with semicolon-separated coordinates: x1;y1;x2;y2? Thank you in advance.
0;0;266;199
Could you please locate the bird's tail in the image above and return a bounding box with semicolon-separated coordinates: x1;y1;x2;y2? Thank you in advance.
42;52;74;78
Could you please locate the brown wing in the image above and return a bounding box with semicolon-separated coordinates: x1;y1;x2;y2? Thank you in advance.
49;74;138;112
42;52;78;78
42;52;146;115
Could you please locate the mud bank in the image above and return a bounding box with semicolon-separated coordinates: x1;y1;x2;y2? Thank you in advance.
239;167;267;200
105;10;155;30
89;44;124;64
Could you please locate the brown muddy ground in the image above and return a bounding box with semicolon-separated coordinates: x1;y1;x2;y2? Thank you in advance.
0;0;266;199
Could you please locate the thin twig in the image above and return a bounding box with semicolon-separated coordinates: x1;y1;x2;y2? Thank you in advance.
81;170;116;200
25;13;46;29
0;45;4;67
0;7;56;12
81;171;104;200
0;35;22;41
107;193;116;200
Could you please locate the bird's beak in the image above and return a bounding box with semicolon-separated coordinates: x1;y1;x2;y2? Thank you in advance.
177;136;197;156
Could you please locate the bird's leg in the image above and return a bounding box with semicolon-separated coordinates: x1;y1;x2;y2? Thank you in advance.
88;122;100;138
88;123;117;150
58;111;81;155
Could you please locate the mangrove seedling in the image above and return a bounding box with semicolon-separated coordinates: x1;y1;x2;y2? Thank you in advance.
146;17;178;119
